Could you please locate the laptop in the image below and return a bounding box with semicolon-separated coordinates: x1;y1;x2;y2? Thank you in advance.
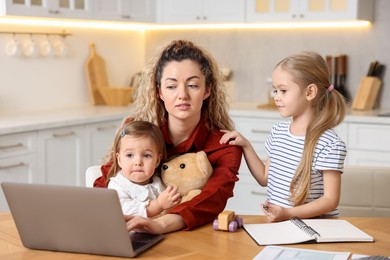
1;182;165;258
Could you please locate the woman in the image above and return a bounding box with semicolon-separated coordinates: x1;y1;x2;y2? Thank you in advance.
94;40;242;234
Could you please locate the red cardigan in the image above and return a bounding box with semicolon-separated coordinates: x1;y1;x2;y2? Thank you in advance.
94;121;242;230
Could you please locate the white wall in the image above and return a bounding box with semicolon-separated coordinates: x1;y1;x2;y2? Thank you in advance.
145;0;390;109
0;25;144;112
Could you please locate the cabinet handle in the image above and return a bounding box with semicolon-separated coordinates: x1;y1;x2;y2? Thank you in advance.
0;143;23;150
251;191;265;196
0;162;25;170
122;15;131;19
48;9;60;14
52;131;75;138
251;129;268;134
97;125;117;131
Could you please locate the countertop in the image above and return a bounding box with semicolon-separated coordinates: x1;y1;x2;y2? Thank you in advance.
1;103;390;135
0;105;134;135
230;103;390;124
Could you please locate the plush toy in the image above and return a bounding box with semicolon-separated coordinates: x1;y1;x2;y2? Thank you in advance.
161;151;213;203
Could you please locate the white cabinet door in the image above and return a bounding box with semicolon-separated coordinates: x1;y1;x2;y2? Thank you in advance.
202;0;245;23
159;0;202;23
94;0;156;22
0;155;38;211
38;126;85;186
246;0;373;22
84;120;121;167
2;0;93;19
159;0;244;23
0;131;38;211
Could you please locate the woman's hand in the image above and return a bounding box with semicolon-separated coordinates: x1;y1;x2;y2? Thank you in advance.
219;130;249;148
124;215;163;234
124;213;186;234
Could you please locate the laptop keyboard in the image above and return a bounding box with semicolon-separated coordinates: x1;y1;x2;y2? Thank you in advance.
132;240;149;251
129;232;159;251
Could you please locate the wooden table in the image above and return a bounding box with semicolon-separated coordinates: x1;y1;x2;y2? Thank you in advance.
1;212;389;259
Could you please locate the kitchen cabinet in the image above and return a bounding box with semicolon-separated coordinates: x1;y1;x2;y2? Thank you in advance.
158;0;245;23
246;0;374;22
38;125;86;187
0;0;94;19
0;132;38;211
93;0;156;22
225;115;282;215
347;123;390;167
84;120;121;166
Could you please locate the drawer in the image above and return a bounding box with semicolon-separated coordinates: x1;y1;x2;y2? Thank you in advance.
347;150;390;167
232;117;280;142
0;154;39;211
348;123;390;151
0;132;38;158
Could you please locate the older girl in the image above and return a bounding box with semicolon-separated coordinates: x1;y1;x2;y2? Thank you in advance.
221;51;347;222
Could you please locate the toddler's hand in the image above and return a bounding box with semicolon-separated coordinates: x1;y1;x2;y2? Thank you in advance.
158;185;181;210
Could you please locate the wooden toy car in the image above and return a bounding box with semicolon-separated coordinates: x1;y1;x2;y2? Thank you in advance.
213;210;243;232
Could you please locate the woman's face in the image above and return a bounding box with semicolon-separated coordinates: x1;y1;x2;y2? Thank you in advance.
158;59;210;123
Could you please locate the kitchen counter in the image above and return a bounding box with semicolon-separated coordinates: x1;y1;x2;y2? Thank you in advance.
1;103;390;136
230;103;390;124
0;105;134;135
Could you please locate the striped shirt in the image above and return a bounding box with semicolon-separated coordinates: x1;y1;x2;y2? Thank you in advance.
265;120;347;216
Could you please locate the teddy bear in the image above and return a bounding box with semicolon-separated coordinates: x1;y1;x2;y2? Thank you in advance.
161;151;213;203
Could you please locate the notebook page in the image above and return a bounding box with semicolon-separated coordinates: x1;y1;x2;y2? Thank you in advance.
244;220;315;245
302;219;374;243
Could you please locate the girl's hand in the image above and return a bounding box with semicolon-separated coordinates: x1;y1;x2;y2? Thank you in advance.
262;201;290;222
157;185;181;210
219;130;249;147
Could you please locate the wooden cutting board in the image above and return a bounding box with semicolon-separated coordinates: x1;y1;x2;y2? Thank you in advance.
85;42;107;105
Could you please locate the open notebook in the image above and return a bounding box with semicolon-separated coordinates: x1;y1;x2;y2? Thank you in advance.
244;217;374;246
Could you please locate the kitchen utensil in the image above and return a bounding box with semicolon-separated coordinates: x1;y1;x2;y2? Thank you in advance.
39;37;52;57
5;35;20;57
85;42;133;106
337;54;350;101
85;42;109;105
22;36;36;57
367;61;379;76
98;87;133;106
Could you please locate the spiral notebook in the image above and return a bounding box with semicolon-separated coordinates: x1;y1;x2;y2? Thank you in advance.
244;217;374;246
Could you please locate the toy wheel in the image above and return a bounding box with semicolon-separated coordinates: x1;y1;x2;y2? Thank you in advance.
228;221;238;232
235;216;243;228
213;219;219;230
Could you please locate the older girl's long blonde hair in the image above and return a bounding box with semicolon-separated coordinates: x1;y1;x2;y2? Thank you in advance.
275;51;347;206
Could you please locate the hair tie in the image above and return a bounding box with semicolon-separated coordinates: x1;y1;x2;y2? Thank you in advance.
120;128;126;138
327;84;334;92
